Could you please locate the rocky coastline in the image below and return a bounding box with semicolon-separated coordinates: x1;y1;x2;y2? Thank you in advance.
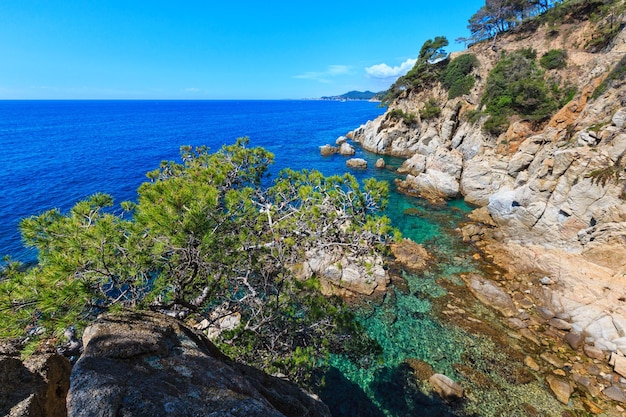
345;10;626;415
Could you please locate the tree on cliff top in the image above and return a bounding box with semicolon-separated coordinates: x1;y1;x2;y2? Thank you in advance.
0;138;392;382
383;36;449;104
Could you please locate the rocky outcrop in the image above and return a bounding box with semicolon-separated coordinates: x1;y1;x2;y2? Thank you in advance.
350;7;626;402
0;347;71;417
301;249;389;296
67;311;331;417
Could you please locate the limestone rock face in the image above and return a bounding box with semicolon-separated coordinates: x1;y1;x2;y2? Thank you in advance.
0;351;71;417
67;311;331;417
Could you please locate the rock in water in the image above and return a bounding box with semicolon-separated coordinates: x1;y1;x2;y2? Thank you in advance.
461;274;517;317
346;158;367;169
429;374;464;401
67;311;331;417
375;158;385;168
319;144;338;156
391;238;430;271
338;142;355;156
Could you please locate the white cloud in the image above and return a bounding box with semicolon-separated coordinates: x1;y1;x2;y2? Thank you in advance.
294;65;350;83
365;58;417;79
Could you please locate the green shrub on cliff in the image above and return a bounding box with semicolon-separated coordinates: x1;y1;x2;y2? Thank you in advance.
0;138;392;382
383;36;449;104
540;49;568;70
440;53;479;99
419;99;442;120
480;48;575;135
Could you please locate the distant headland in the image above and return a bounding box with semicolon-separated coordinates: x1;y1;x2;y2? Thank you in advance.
319;90;385;102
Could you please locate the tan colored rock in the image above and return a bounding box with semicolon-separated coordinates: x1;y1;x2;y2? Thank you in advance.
545;375;573;404
461;273;517;317
338;142;355;156
524;356;540;371
375;158;385;169
346;158;367;169
610;352;626;378
429;373;464;401
540;352;565;368
320;144;338;156
390;239;430;271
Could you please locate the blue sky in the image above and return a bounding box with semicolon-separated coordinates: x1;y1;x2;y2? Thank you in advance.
0;1;485;99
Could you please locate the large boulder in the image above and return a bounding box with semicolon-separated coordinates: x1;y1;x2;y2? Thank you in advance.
0;349;71;417
67;311;331;417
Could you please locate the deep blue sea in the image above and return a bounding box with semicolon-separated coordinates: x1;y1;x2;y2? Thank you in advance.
0;100;386;263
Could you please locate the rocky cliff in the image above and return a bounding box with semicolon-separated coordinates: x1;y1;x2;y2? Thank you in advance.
352;3;626;409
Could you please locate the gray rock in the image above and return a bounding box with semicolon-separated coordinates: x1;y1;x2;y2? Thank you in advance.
584;344;606;361
0;352;71;417
67;311;331;417
429;374;463;401
612;108;626;129
549;318;572;331
603;386;626;403
565;331;585;350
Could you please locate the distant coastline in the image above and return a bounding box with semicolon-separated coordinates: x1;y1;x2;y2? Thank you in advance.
319;90;385;102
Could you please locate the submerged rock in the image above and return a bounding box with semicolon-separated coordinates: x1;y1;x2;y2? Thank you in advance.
390;239;431;271
429;373;464;401
461;274;517;318
67;311;331;417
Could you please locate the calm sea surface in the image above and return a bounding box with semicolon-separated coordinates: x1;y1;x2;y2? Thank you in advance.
0;100;565;416
0;100;385;262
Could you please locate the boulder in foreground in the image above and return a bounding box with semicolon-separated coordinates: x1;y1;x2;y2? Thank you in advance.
67;311;331;417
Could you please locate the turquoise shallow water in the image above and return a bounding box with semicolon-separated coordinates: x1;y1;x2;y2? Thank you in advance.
318;155;566;417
